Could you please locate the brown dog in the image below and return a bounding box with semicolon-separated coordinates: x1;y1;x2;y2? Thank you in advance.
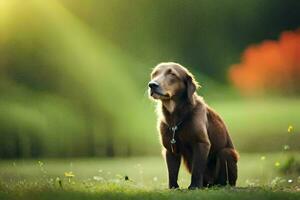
148;62;238;189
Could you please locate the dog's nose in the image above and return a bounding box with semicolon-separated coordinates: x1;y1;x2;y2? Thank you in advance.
148;81;159;89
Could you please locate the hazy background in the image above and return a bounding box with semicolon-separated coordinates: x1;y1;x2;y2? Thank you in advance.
0;0;299;158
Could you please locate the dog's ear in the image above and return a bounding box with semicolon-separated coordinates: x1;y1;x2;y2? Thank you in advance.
186;72;200;103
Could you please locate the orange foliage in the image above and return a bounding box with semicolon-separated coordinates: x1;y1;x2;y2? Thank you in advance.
229;29;300;95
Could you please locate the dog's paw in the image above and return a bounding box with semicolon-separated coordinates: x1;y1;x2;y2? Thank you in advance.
188;184;202;190
169;183;179;189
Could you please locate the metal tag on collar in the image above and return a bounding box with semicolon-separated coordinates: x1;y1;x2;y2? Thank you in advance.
170;138;176;144
171;125;178;133
170;125;178;145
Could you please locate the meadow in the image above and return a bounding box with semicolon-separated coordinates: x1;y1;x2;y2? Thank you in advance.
1;98;300;199
1;1;300;199
1;153;300;200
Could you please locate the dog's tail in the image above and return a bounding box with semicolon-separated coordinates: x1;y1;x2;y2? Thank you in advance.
226;133;239;161
216;148;239;186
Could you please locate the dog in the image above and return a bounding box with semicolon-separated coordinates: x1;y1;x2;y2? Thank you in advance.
148;62;238;189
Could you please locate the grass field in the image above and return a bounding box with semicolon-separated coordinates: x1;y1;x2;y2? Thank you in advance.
1;153;300;200
209;98;300;152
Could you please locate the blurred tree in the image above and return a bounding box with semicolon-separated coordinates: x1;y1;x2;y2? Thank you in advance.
60;0;300;82
229;29;300;95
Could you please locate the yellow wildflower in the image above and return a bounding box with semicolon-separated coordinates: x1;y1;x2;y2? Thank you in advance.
288;125;293;133
64;171;75;178
275;161;281;167
260;156;266;161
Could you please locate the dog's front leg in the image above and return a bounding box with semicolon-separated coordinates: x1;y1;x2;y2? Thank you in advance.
165;150;181;189
188;142;210;189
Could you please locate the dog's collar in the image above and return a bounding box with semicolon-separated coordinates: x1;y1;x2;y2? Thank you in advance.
166;121;183;153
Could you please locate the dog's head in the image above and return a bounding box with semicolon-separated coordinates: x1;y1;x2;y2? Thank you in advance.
148;62;199;102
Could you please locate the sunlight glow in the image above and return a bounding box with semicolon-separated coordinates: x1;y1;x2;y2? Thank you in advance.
0;0;13;24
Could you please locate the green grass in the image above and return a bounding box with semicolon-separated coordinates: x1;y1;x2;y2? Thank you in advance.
1;186;300;200
1;153;300;200
210;98;300;152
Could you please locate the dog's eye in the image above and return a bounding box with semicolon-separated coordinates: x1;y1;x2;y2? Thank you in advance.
168;73;178;84
167;71;177;78
169;73;179;80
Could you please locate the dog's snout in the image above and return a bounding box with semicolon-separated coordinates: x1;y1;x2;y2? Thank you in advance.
148;81;159;89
